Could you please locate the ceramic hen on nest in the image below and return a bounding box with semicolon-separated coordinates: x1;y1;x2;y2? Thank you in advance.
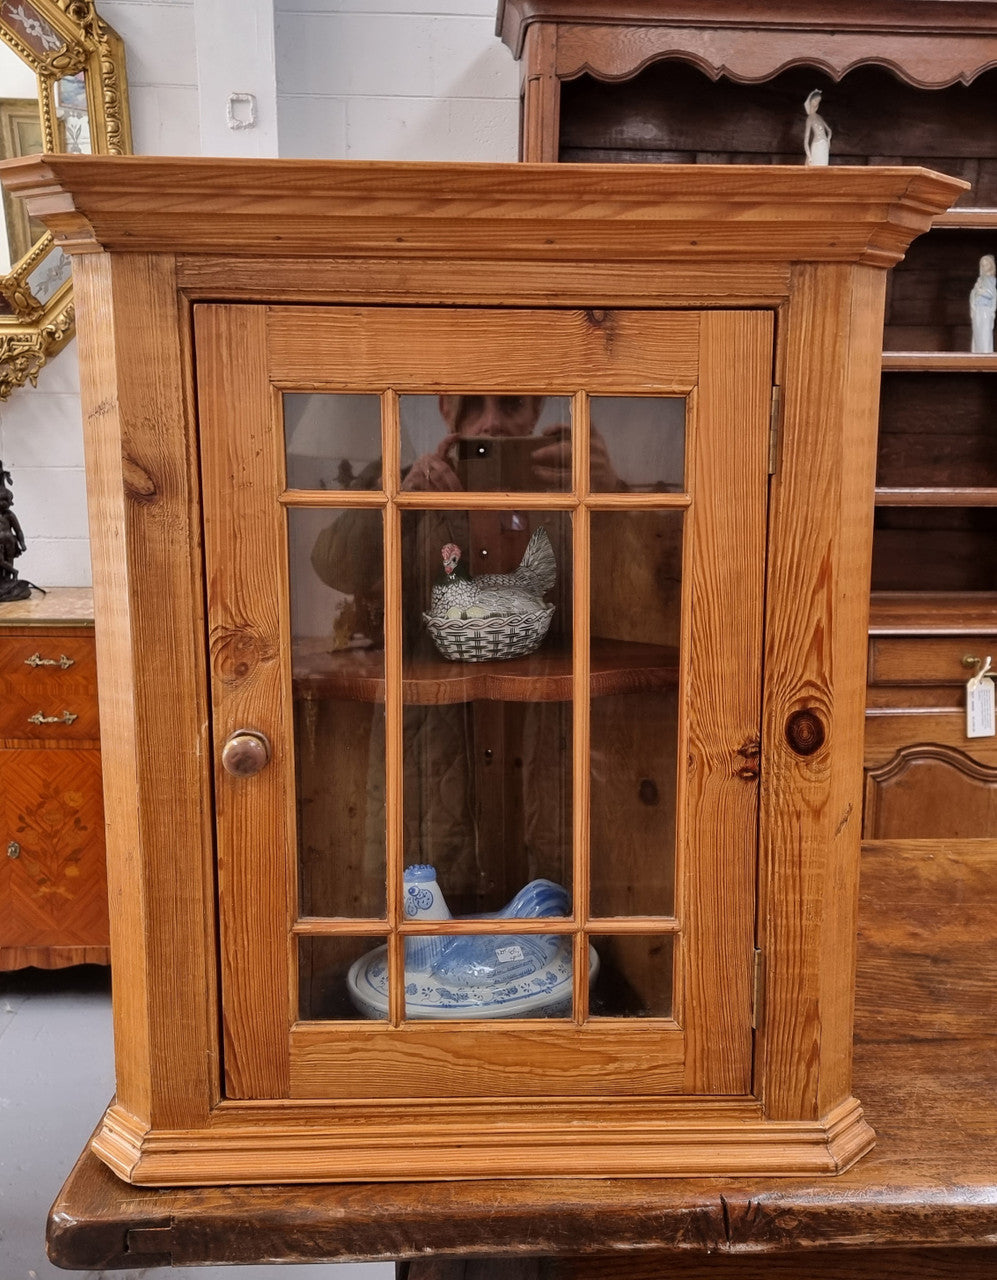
423;525;556;662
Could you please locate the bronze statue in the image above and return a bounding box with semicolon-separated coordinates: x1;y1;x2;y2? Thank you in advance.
0;461;35;601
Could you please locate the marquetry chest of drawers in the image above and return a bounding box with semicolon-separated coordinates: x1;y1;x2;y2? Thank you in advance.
0;587;108;969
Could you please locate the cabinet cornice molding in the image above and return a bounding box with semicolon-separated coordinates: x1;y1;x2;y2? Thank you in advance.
0;156;968;269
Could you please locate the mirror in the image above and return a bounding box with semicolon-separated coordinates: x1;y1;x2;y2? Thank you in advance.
0;1;130;398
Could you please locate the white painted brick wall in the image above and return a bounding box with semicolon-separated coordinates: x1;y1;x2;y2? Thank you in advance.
0;0;520;586
275;4;518;160
0;0;202;586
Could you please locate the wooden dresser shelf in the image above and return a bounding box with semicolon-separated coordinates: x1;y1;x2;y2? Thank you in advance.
874;487;997;507
869;591;997;636
881;353;997;370
293;638;679;705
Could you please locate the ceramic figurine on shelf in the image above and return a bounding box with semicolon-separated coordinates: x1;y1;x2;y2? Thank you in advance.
0;462;34;602
348;864;599;1019
423;524;556;661
970;254;997;353
429;525;555;619
803;90;832;166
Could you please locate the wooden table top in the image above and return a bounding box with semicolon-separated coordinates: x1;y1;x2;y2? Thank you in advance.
47;837;997;1272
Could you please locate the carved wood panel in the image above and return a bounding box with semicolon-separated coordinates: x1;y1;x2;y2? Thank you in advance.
0;746;108;949
864;743;997;840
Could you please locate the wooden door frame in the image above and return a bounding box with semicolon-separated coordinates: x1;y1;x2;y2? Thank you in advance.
196;302;771;1107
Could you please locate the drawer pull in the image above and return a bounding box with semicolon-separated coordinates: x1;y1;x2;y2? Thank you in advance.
24;652;75;669
27;709;79;726
7;841;20;859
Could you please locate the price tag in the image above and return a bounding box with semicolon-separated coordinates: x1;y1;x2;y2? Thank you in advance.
966;656;996;739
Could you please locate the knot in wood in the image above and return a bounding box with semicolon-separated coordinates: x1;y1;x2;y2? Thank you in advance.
785;708;826;756
213;628;267;684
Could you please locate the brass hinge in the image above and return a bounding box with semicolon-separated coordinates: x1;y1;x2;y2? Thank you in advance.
751;947;765;1030
768;385;782;475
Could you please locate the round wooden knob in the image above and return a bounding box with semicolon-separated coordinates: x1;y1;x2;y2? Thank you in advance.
221;729;272;777
785;709;825;757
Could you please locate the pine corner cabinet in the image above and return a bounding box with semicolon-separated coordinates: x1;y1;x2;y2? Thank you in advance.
0;154;962;1185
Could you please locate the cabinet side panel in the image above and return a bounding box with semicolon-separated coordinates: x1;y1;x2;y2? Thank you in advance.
759;262;884;1122
73;251;218;1131
817;263;885;1117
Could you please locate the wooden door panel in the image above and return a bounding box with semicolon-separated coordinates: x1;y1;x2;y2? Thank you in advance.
267;307;700;392
864;743;997;839
289;1023;684;1098
197;303;771;1103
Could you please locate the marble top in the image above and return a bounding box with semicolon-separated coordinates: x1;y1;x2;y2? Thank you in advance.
0;586;94;627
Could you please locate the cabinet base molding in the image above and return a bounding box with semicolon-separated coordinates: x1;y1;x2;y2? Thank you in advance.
91;1097;874;1185
0;945;110;971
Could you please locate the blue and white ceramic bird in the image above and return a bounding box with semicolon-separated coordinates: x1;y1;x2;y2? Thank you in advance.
346;864;598;1020
429;525;556;621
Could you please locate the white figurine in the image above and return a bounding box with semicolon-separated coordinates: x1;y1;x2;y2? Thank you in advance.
970;254;997;354
803;90;831;166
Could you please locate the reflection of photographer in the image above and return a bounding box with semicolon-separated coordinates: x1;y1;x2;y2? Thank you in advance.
309;393;584;912
401;394;624;493
311;394;623;633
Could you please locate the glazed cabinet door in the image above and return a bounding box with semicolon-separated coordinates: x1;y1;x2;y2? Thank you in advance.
196;304;772;1102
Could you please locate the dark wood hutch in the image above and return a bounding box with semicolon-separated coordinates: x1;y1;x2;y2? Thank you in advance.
498;0;997;840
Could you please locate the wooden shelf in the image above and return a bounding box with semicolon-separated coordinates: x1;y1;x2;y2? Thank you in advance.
932;209;997;228
869;590;997;636
881;353;997;371
292;637;679;705
875;487;997;507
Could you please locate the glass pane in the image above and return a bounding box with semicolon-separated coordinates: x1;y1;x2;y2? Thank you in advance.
589;935;674;1019
589;396;685;493
284;393;382;491
291;507;386;918
398;394;572;493
26;244;71;305
55;73;91;152
590;510;682;917
299;935;388;1020
402;931;579;1021
401;509;572;916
